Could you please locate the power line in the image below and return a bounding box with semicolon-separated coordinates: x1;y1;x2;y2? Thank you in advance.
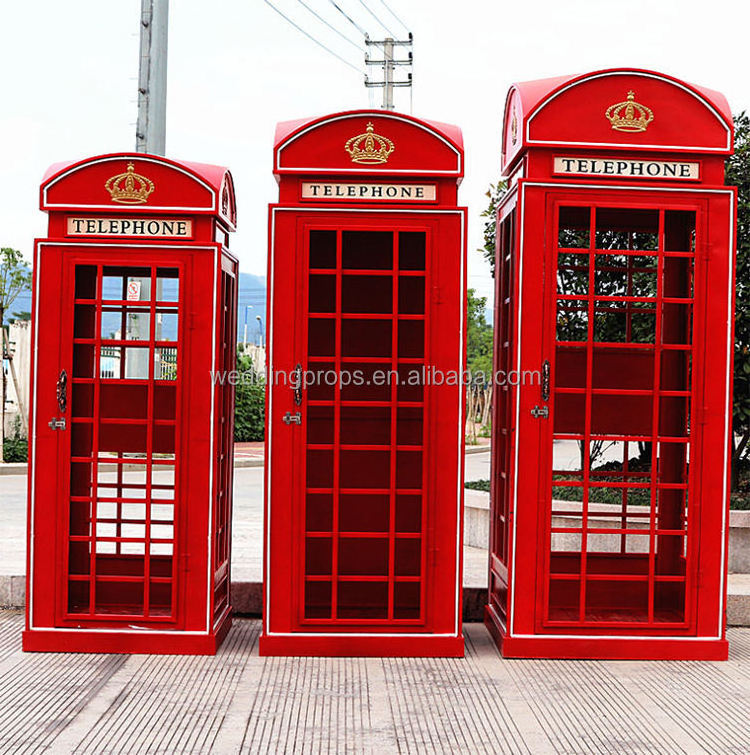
374;0;409;35
327;0;368;36
354;0;395;37
294;0;363;52
264;0;361;73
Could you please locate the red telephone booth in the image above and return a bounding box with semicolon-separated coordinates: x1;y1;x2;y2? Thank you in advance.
23;153;238;654
486;69;736;660
261;111;466;656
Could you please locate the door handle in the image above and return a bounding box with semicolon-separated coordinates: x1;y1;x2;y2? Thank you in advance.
48;417;67;430
293;363;303;406
56;369;68;413
283;411;302;425
541;359;550;402
530;405;549;419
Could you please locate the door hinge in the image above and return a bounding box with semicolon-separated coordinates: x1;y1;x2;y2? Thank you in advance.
283;411;302;425
530;405;549;419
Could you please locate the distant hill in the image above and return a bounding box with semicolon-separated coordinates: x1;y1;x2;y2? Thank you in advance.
237;272;267;344
4;289;31;323
4;272;267;345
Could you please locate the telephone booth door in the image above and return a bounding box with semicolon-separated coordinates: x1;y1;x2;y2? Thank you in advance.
262;111;466;657
487;69;736;660
61;256;186;623
24;154;238;654
539;193;719;629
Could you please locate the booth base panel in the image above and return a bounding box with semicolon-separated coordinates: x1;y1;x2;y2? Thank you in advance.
22;614;232;655
485;606;728;661
259;632;465;657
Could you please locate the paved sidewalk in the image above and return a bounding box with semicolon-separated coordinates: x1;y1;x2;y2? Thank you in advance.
0;613;748;754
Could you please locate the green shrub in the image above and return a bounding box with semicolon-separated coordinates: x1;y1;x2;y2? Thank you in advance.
2;417;27;462
466;466;750;510
234;355;265;442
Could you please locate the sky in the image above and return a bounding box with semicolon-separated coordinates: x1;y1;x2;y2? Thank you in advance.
1;0;749;312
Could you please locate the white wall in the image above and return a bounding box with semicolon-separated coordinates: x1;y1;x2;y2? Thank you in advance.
3;320;31;438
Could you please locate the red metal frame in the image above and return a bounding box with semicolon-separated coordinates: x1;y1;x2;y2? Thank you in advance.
487;69;736;660
262;111;467;656
24;154;238;654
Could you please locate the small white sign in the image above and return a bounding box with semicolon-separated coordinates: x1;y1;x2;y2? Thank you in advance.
67;217;193;237
553;157;700;180
126;280;141;301
301;182;437;201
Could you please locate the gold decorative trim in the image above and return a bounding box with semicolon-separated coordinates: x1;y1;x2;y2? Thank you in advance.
344;122;395;164
605;90;654;133
105;162;155;204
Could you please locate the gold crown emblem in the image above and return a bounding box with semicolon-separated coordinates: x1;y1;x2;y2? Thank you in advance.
605;90;654;133
105;162;155;204
345;122;395;164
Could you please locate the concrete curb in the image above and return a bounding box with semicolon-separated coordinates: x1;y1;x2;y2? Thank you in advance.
0;463;27;476
0;447;488;476
234;458;264;468
231;582;491;620
3;576;748;625
0;459;265;476
465;445;490;455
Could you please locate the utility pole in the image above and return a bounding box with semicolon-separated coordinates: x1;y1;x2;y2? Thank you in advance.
135;0;169;155
382;38;394;110
365;34;413;112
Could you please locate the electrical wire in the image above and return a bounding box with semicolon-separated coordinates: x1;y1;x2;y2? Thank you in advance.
354;0;395;37
374;0;409;35
327;0;368;36
294;0;363;52
264;0;361;73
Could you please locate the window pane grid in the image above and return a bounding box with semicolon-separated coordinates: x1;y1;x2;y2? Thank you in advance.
302;229;427;624
66;264;180;621
548;206;695;627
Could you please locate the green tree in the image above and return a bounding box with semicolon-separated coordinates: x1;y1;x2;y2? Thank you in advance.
466;289;494;443
467;288;493;378
479;182;507;276
0;248;32;463
727;113;750;488
234;352;266;442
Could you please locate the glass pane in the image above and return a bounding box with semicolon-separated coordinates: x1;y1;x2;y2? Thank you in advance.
595;208;659;250
156;268;179;302
398;232;426;270
558;206;590;248
309;230;336;269
342;231;393;270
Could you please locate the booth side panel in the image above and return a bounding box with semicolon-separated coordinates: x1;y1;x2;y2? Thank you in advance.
175;249;216;633
696;191;736;639
209;250;239;630
25;242;65;632
427;212;466;635
263;210;299;636
509;184;547;637
488;193;520;632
